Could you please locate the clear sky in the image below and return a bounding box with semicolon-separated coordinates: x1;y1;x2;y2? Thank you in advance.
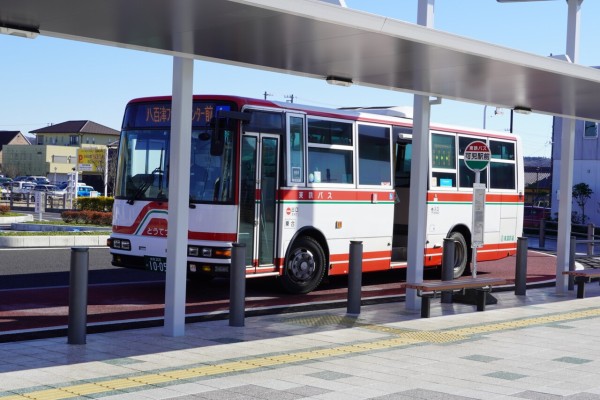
2;0;599;158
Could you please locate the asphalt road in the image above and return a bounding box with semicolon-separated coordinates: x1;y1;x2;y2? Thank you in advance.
0;247;163;290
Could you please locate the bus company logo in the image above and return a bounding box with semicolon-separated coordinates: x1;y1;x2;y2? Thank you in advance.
297;191;333;200
286;206;298;216
143;218;168;237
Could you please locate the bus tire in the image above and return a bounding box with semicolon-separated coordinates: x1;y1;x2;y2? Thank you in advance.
449;231;468;278
281;236;326;294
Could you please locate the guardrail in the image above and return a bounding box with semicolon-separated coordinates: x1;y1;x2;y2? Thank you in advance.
567;235;600;290
0;193;73;211
529;219;599;256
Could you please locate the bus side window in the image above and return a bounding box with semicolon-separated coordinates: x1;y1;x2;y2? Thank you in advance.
307;118;353;184
288;116;304;185
489;140;516;190
394;142;411;188
358;124;391;186
431;133;456;189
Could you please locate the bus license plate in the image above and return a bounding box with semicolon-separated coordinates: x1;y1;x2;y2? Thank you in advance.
145;256;167;272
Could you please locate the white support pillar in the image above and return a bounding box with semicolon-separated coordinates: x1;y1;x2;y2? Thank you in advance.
556;0;581;294
405;0;434;312
556;118;576;292
565;0;582;64
164;56;193;336
103;148;108;197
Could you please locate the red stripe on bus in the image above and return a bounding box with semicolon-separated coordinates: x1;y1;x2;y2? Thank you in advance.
427;192;523;203
279;189;393;202
329;250;391;262
112;201;168;234
188;232;237;242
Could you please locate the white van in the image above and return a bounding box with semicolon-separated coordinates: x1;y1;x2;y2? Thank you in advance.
7;181;36;201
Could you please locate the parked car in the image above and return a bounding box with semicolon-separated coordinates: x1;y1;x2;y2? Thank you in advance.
31;184;65;201
25;176;50;185
524;206;551;229
0;177;12;185
6;181;36;201
77;185;96;197
0;185;9;200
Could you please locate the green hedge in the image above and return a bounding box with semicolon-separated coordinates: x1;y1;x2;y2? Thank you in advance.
77;196;114;212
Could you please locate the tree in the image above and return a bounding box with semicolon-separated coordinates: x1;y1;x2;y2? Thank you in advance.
572;182;593;224
85;148;111;196
2;164;20;179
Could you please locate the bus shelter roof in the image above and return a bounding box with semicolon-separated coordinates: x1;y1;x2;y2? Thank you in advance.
2;0;600;121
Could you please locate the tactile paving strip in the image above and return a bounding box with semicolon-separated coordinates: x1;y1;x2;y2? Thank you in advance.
4;307;600;400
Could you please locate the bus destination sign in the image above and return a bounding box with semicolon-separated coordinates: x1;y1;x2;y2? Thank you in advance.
464;141;490;172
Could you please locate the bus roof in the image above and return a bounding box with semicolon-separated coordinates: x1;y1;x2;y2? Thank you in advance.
127;94;518;142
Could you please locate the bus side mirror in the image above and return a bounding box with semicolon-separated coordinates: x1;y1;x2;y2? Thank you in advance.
210;111;251;156
210;122;225;156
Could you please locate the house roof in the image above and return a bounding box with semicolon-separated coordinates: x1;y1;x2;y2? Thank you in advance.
30;120;119;136
0;130;30;146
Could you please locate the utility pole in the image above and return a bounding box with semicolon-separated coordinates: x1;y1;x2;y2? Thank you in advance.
263;91;272;100
285;94;294;103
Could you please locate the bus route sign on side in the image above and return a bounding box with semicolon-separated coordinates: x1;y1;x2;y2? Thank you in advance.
464;141;491;172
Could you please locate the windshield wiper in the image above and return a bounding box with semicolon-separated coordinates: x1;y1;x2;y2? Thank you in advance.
127;148;165;205
127;167;162;205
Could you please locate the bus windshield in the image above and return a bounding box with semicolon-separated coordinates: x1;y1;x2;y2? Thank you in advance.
115;128;235;204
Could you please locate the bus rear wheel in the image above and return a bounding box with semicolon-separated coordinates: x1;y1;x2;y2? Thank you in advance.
448;231;469;278
281;236;326;294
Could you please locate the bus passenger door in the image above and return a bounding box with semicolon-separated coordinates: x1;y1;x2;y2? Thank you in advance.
239;133;280;271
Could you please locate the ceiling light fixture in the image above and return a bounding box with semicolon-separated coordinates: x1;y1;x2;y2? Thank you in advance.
326;75;353;87
0;25;39;39
513;106;532;115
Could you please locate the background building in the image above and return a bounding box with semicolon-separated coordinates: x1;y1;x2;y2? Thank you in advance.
3;120;119;191
0;130;31;175
551;117;600;225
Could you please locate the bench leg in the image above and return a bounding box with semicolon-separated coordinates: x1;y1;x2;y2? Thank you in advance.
421;295;431;318
576;279;586;299
476;290;486;312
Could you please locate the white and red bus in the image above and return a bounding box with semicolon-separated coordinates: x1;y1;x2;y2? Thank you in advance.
108;95;524;294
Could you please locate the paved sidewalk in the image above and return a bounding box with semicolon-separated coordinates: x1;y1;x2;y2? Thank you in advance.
2;283;600;399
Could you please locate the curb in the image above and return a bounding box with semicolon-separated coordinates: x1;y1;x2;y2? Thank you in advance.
0;280;555;343
0;235;109;248
0;214;34;224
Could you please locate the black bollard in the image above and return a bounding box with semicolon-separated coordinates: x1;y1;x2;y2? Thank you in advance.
347;241;363;315
515;237;528;295
68;247;89;345
568;236;576;291
539;219;546;248
441;238;455;303
229;243;246;327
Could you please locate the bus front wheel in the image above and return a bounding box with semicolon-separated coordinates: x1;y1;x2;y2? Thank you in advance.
281;236;326;294
448;231;468;278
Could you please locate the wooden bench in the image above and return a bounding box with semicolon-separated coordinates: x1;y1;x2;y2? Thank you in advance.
562;269;600;298
405;277;507;318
